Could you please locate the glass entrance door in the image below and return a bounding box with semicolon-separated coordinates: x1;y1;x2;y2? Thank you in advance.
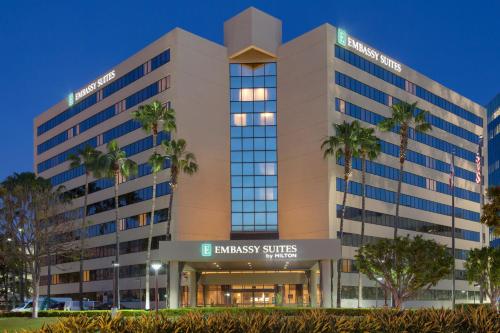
231;285;275;307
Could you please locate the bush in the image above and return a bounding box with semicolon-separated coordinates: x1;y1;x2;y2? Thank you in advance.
18;307;500;333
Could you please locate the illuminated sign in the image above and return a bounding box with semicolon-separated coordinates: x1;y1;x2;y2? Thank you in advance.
337;28;402;73
162;239;341;261
74;70;116;102
201;243;212;257
67;93;74;107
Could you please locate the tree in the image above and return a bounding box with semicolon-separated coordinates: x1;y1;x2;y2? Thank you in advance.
356;126;381;308
464;247;500;308
68;146;102;310
480;186;500;236
161;138;198;307
0;173;72;318
97;140;138;309
321;120;361;308
355;235;453;308
131;100;175;310
378;102;432;239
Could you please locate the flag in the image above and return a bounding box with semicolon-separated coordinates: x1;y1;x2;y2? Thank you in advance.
475;136;483;184
449;153;454;189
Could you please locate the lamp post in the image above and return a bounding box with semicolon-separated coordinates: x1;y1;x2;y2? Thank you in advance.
112;261;120;311
151;262;162;313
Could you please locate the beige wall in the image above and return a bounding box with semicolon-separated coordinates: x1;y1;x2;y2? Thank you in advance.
277;25;331;239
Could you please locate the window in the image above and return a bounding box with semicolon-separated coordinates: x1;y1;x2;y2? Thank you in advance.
230;63;278;233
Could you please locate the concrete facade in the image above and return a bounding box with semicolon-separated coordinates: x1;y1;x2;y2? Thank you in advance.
34;7;487;308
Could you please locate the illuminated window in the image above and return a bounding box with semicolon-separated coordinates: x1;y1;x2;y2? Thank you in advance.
119;218;126;231
240;88;254;101
232;114;247;126
83;270;90;282
253;88;266;101
51;274;60;285
139;213;147;227
260;112;275;125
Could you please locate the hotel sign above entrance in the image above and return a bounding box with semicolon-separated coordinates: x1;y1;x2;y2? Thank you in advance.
160;239;341;262
337;28;402;73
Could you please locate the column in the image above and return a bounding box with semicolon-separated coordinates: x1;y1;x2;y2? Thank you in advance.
309;269;318;307
188;271;197;307
320;260;332;307
169;261;179;309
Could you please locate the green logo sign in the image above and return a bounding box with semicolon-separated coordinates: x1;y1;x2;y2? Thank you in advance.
67;93;74;107
201;243;212;257
337;29;347;46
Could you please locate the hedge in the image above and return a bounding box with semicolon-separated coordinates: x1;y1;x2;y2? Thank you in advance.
18;307;500;333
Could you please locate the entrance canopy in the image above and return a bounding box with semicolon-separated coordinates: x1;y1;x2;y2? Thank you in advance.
159;238;341;270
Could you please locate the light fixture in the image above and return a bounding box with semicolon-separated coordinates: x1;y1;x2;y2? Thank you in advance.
6;238;12;242
151;262;162;271
112;262;120;267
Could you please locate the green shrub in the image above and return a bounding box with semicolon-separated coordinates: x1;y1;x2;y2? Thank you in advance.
18;307;499;333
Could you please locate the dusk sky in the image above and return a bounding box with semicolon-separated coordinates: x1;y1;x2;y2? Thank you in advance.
0;0;498;180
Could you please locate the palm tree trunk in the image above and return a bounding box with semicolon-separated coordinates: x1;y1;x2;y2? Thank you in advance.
114;173;120;309
394;160;404;239
145;132;158;310
337;159;350;308
164;187;174;308
79;172;89;310
358;155;367;308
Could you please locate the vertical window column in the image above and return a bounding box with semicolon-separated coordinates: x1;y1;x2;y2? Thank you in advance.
229;63;278;233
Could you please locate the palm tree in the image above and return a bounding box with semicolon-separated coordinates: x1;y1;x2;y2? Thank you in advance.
356;126;381;308
131;100;176;310
321;120;361;308
161;138;198;307
97;140;137;309
378;101;432;239
68;146;102;310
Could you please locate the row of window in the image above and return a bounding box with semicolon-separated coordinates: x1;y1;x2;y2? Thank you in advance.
41;262;167;285
340;232;470;260
53;209;168;244
335;45;483;126
341;259;468;281
37;50;170;136
87;181;170;216
338;205;479;241
43;235;166;267
66;160;169;199
49;130;169;186
336;178;479;222
340;286;478;301
335;74;476;162
37;79;169;172
338;156;480;203
336;98;478;182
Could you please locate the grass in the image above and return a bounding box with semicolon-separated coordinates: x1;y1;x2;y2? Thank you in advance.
0;317;60;333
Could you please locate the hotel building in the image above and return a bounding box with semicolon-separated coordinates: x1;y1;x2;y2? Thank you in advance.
34;8;487;308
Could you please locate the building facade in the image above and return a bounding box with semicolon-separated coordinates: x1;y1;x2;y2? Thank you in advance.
34;8;487;308
486;93;500;247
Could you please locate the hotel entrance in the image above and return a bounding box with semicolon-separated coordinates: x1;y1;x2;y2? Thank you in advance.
194;270;313;307
159;239;341;308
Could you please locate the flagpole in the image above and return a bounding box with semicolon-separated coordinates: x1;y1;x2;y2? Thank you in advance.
451;150;456;309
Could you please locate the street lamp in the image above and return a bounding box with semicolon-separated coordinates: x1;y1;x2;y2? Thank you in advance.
151;262;162;313
112;261;120;312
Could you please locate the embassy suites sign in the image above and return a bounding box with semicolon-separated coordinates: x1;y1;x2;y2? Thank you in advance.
68;70;116;106
160;239;341;262
337;29;402;73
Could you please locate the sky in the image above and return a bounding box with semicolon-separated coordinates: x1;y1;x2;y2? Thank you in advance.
0;0;498;180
